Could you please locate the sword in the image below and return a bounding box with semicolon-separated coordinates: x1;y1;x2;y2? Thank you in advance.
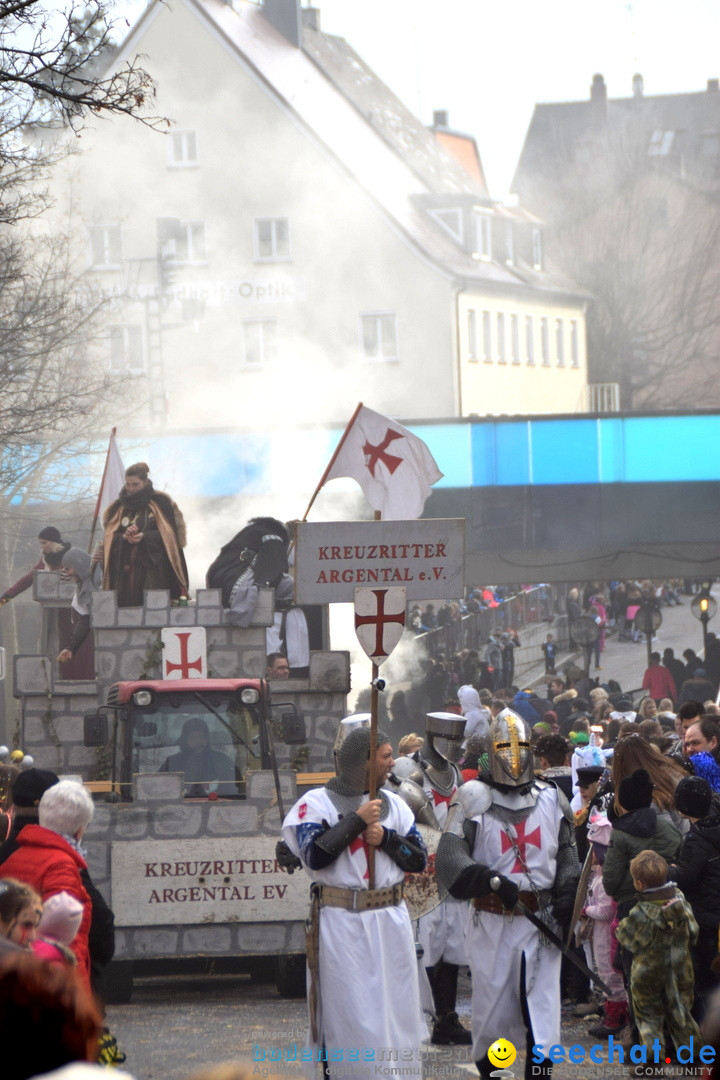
515;896;611;997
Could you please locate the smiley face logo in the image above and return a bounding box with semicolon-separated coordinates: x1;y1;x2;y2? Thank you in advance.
487;1039;517;1069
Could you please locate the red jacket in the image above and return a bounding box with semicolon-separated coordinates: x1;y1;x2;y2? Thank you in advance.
642;665;677;702
0;824;91;986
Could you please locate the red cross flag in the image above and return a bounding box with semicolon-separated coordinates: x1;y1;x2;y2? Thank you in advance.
161;627;208;680
320;404;443;520
354;586;406;665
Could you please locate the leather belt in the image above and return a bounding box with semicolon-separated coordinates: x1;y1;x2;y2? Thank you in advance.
473;889;545;916
315;882;404;912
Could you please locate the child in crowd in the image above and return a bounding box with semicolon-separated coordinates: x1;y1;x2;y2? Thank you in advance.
541;633;557;674
579;811;629;1037
616;850;699;1057
31;890;83;967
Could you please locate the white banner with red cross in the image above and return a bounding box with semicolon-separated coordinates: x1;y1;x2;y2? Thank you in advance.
160;627;207;680
353;586;406;666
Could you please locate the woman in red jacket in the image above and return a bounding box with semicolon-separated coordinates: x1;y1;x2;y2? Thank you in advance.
0;780;94;988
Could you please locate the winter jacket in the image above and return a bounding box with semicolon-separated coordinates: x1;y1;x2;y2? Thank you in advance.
602;807;683;905
673;803;720;928
0;824;91;986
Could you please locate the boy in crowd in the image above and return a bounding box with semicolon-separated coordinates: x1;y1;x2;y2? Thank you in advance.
615;850;699;1064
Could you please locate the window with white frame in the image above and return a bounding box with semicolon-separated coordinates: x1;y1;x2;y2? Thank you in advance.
532;228;543;269
497;313;506;363
254;218;291;261
168;130;198;166
361;313;397;362
511;314;520;364
474;214;492;260
540;317;550;365
525;316;534;365
89;225;121;269
648;129;675;156
555;318;565;366
467;309;478;361
109;325;144;372
505;223;514;265
242;318;277;367
570;320;579;368
482;311;492;361
174;221;206;264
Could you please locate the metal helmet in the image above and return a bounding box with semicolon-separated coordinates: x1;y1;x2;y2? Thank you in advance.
426;712;466;765
332;714;371;773
488;707;534;787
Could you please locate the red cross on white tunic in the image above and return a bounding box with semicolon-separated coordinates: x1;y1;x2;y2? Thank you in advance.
349;835;370;879
431;788;455;807
500;820;542;873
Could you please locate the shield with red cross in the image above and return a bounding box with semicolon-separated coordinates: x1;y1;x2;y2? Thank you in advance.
353;586;406;666
160;627;208;680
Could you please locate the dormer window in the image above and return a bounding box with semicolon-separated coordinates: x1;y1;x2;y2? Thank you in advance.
428;208;464;245
473;213;492;261
648;130;674;156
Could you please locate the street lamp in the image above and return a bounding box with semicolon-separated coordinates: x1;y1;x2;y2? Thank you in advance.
691;593;717;654
633;603;663;672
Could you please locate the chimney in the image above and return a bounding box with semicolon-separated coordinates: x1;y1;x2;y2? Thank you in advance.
302;6;320;31
433;110;449;129
632;73;644;99
261;0;302;47
590;73;607;125
708;78;720;93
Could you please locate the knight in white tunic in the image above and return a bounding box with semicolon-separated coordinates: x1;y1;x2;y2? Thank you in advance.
282;726;428;1080
436;707;580;1080
389;712;471;1046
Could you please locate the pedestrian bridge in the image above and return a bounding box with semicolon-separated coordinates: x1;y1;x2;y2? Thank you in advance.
113;411;720;585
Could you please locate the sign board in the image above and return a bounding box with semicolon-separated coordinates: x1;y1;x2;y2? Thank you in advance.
111;837;309;926
354;586;406;665
161;627;207;680
295;519;465;604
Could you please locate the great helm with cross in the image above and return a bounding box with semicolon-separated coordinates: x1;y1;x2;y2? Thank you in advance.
489;707;534;787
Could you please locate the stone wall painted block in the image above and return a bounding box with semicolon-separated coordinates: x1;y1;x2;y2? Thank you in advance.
90;591;118;628
235;923;288;952
206;803;259;836
144;590;170;610
13;655;52;697
184;927;233;953
33;572;74;602
309;651;350;693
130;928;180;956
117;608;145;628
133;773;184;802
114;810;152;839
152;805;204;838
196;589;222;608
246;770;297;803
169;606;196;626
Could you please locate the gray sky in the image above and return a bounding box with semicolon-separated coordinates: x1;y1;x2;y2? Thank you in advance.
314;0;720;196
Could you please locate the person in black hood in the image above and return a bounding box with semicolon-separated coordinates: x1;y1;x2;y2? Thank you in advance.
672;776;720;1019
160;717;239;796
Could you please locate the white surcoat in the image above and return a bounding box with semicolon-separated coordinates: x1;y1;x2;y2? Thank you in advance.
282;787;427;1079
415;774;467;967
462;782;564;1061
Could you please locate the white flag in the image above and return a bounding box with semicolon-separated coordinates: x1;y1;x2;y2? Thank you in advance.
324;405;443;520
96;429;126;519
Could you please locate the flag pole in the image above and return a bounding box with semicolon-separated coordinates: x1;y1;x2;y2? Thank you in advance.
87;427;117;555
299;401;364;523
367;507;381;890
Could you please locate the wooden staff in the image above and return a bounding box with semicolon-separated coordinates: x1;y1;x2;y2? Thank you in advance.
367;507;382;889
